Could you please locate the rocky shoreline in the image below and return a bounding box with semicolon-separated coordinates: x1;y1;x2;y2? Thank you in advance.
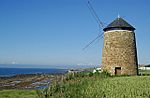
0;73;64;90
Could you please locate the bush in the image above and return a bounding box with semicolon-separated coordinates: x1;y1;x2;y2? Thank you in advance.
88;72;93;77
99;70;111;78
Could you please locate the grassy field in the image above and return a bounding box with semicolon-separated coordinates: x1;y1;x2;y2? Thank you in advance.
1;70;150;98
139;70;150;75
0;90;38;98
43;73;150;98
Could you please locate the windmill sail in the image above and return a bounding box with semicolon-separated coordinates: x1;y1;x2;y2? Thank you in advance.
87;1;104;29
83;1;105;50
82;32;103;50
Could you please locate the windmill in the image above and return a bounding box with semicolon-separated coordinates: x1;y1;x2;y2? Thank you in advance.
83;0;138;75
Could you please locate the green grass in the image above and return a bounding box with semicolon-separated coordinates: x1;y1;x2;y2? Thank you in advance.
1;71;150;98
45;75;150;98
0;90;38;98
139;70;150;75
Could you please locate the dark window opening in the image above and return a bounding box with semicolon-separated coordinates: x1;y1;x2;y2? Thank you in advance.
115;67;121;75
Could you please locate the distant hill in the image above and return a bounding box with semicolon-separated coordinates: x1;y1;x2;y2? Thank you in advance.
145;64;150;67
139;64;150;67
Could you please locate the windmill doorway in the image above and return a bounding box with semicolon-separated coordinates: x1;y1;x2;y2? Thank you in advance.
115;67;121;75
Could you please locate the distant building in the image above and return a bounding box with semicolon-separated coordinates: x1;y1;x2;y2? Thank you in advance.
139;65;150;70
93;67;101;73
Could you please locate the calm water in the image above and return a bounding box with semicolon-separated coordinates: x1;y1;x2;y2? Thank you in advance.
0;68;67;77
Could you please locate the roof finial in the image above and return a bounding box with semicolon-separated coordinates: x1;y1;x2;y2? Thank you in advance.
118;13;120;19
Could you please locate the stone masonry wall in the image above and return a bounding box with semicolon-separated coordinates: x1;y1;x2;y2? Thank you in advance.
101;30;138;75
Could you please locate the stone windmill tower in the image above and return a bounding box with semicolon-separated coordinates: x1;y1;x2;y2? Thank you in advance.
83;1;138;75
101;17;138;75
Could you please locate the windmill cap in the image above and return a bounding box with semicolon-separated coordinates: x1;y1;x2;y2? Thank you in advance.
103;17;135;32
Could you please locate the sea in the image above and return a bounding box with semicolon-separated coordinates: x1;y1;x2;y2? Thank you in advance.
0;68;68;77
0;64;97;77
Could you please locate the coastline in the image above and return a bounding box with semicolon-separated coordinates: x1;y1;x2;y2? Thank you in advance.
0;67;92;90
0;73;65;90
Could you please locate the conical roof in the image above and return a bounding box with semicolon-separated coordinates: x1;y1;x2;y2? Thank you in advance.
103;17;135;31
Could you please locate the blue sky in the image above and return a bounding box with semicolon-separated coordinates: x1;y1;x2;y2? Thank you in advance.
0;0;150;67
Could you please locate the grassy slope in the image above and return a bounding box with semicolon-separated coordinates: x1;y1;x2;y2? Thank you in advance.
0;90;38;98
1;71;150;98
139;70;150;75
52;76;150;98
